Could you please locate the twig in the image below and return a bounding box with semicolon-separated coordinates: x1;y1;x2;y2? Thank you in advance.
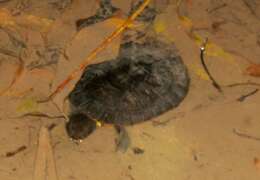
10;112;65;119
237;89;258;102
233;128;260;141
225;82;260;88
0;56;25;96
38;0;151;103
0;47;19;58
5;145;27;158
207;3;227;14
200;39;223;93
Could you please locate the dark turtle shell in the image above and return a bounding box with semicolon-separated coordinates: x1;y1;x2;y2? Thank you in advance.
68;36;190;125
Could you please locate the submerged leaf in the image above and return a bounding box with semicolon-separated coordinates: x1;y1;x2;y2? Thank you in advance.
16;97;38;113
246;63;260;77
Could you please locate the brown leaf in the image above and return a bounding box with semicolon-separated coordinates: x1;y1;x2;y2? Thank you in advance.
254;157;260;171
246;63;260;77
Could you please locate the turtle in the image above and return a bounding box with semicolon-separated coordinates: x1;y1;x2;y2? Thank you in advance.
66;35;190;151
66;0;189;151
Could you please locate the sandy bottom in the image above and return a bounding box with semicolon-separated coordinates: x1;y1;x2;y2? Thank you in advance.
0;0;260;180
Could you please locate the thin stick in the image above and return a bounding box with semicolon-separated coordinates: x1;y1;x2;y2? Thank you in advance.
200;39;223;93
225;82;260;88
237;89;259;102
233;128;260;141
0;56;24;96
40;0;151;103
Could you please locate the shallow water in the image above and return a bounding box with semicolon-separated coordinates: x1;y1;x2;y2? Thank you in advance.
0;0;260;179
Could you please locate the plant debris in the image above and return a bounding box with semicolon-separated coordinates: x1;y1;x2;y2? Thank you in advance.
233;128;260;142
254;157;260;170
237;89;259;102
11;112;65;119
200;39;222;93
5;145;27;158
246;63;260;77
226;81;260;88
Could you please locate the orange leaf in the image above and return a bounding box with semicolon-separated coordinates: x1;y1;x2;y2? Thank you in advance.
254;157;260;171
245;64;260;77
0;58;24;96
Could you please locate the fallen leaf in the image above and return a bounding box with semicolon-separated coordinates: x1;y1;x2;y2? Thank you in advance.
16;97;38;113
254;157;260;170
246;64;260;77
0;58;25;96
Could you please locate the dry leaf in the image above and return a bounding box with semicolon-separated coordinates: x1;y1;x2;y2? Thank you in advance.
254;157;260;170
246;64;260;77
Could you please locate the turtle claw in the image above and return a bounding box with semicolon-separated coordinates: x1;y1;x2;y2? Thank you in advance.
114;125;131;153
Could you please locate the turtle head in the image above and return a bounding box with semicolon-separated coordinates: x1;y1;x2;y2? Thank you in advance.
66;113;97;141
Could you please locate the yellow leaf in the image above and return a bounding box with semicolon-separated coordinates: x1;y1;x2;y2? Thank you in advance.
192;33;204;46
205;42;237;65
16;97;38;113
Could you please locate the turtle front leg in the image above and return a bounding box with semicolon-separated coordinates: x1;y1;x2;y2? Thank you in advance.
114;125;131;153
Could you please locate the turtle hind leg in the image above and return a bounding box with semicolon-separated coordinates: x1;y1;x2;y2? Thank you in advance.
114;125;131;153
